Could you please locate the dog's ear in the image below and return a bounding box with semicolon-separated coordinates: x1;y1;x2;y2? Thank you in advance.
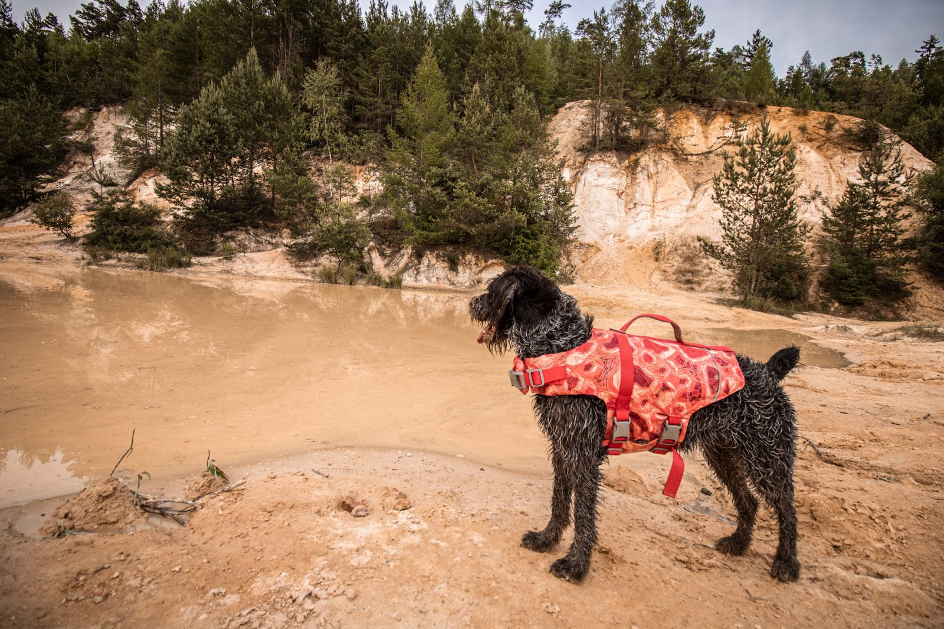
491;276;521;324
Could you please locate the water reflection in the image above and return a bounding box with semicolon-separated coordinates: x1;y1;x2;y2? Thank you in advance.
0;449;86;508
0;264;539;506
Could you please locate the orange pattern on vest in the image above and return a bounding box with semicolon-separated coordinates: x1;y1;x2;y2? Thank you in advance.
508;315;745;497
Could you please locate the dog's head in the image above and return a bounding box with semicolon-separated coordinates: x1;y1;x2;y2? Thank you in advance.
469;266;563;354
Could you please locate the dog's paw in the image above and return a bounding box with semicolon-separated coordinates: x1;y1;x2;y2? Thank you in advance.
549;556;588;583
522;530;557;553
715;534;751;556
770;557;800;582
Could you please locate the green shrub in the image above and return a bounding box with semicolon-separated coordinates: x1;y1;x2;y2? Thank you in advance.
717;296;797;317
137;246;192;271
30;192;76;239
88;164;118;189
84;192;175;253
889;325;943;341
317;266;337;283
339;264;359;285
364;269;385;286
218;242;237;260
912;159;943;280
288;204;370;268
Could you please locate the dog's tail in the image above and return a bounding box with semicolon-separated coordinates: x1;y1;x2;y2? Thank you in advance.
766;346;800;381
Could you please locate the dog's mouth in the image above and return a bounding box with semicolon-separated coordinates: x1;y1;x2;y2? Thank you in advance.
477;324;496;344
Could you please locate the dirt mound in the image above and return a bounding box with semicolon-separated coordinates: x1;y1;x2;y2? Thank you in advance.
602;466;645;495
847;359;925;381
184;470;229;501
39;477;144;536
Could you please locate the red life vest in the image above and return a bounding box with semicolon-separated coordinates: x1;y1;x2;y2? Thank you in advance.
509;314;745;497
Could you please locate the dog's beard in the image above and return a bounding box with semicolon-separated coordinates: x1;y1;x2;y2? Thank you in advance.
472;319;513;355
477;324;495;344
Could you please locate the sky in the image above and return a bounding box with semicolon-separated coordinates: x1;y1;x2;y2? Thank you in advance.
11;0;943;75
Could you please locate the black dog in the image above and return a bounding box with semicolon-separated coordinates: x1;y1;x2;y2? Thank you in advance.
470;266;801;583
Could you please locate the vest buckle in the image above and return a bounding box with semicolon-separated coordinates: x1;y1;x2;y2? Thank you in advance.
611;418;631;443
652;417;683;454
508;370;528;390
526;369;545;387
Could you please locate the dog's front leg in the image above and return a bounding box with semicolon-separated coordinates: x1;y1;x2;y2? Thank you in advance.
549;447;604;582
522;449;572;552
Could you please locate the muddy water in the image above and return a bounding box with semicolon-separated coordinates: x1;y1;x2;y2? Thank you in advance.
697;328;850;369
0;265;848;507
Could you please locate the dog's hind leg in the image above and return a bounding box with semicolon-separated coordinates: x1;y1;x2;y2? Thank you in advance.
522;449;573;552
746;444;800;582
759;478;800;582
703;445;759;556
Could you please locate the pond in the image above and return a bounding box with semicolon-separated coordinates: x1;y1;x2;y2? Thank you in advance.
0;264;849;507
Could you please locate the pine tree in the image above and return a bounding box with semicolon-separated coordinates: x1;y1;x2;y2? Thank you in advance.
649;0;714;101
575;9;613;150
743;40;775;104
160;49;302;223
302;59;349;163
381;45;455;243
456;82;497;179
700;114;810;302
160;81;241;218
912;159;943;280
0;86;68;212
821;136;913;306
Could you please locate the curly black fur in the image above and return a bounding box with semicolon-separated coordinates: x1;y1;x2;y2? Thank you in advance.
470;266;802;583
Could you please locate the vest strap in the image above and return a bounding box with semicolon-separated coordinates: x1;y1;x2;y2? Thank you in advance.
612;332;634;429
652;417;685;497
508;364;568;391
660;448;685;498
620;313;685;344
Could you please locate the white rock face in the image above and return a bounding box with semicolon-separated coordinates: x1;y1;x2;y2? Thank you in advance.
551;103;934;289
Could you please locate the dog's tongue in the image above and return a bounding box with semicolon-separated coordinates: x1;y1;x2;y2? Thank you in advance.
477;325;495;344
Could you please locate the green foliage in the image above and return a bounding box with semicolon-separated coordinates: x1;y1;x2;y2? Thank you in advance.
206;452;228;482
888;325;943;341
88;163;119;190
743;40;775;104
83;191;174;253
160;49;304;228
379;48;575;275
317;265;337;283
290;204;371;267
302;59;349;160
912;159;943;280
700;114;811;302
6;0;944;285
0;87;68;213
29;191;76;238
649;0;715;101
138;245;192;270
821;136;914;306
218;242;237;259
159;81;240;216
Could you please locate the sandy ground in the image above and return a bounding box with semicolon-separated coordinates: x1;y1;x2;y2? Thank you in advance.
0;220;943;628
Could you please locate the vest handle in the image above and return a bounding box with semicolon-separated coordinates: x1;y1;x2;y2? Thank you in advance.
620;314;685;344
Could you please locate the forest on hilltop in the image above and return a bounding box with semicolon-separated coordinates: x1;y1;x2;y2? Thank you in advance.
1;0;941;303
